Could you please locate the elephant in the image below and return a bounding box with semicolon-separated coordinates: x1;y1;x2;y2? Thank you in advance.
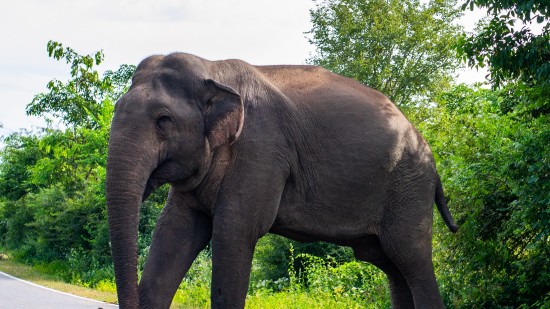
105;53;458;309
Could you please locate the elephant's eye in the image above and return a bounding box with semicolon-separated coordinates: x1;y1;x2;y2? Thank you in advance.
156;115;172;130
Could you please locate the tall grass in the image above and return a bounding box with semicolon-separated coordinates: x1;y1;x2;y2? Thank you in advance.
168;247;391;308
1;245;391;308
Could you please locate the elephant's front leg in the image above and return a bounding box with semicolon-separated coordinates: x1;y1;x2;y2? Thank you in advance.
210;220;258;309
139;188;212;308
209;172;286;308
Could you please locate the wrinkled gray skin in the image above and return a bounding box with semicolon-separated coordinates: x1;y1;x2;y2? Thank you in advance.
106;53;458;309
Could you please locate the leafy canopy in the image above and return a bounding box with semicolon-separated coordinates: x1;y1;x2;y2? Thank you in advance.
425;84;550;307
0;41;136;270
457;0;550;90
26;41;135;129
307;0;462;107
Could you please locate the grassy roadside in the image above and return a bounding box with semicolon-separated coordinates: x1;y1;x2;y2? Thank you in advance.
0;258;118;305
0;255;386;308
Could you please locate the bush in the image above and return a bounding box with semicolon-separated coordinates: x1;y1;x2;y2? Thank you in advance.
425;84;550;308
173;250;212;308
289;250;390;307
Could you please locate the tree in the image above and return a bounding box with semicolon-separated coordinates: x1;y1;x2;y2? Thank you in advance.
0;42;139;277
458;0;550;88
26;41;135;129
423;84;550;307
23;41;135;192
0;133;44;250
307;0;462;107
0;133;43;201
457;0;550;114
446;3;550;306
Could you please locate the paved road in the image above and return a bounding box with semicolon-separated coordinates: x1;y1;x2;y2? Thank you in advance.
0;271;118;308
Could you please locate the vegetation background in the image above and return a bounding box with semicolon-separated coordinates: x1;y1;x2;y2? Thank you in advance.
0;0;548;307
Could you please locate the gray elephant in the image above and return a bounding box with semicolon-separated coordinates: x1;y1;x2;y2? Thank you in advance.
106;53;458;309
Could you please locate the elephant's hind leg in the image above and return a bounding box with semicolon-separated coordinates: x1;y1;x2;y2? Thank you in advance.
353;237;414;309
380;163;446;308
378;230;444;309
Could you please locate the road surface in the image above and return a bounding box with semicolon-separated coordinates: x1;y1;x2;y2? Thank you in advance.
0;271;118;308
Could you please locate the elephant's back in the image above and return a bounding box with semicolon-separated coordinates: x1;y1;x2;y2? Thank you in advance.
258;64;414;162
257;64;405;131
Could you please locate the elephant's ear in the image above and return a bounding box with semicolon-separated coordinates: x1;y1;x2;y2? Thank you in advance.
203;79;244;150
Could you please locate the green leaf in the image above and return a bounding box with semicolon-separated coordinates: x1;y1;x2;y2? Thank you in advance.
307;0;461;107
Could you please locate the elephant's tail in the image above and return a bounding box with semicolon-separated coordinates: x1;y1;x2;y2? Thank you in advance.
435;175;459;233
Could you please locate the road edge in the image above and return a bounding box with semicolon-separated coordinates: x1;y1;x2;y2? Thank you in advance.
0;270;118;307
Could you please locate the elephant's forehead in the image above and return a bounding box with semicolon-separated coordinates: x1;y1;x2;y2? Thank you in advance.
130;68;203;102
116;81;199;120
115;87;153;115
133;53;209;84
133;59;203;90
158;53;208;73
118;85;171;108
133;67;198;88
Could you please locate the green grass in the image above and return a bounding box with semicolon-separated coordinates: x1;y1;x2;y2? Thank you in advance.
245;290;373;309
0;253;389;308
170;288;376;309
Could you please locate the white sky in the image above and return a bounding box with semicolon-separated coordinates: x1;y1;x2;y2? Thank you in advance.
0;0;486;138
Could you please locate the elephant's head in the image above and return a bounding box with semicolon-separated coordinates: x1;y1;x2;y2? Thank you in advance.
105;54;244;307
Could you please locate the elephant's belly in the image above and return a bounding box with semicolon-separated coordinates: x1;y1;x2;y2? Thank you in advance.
270;184;386;243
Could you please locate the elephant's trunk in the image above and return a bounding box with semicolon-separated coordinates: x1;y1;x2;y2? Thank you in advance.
106;133;156;308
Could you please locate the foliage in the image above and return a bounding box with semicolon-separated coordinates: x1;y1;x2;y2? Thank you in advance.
423;84;550;308
251;234;355;288
307;0;462;107
26;41;135;129
287;251;390;306
457;0;550;112
307;26;546;309
0;133;43;200
444;2;550;306
169;245;389;309
251;234;292;286
458;0;550;85
172;251;212;308
0;42;141;283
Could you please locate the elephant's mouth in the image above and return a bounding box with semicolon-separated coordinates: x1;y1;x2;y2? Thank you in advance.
143;178;162;201
142;160;174;201
142;160;200;201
